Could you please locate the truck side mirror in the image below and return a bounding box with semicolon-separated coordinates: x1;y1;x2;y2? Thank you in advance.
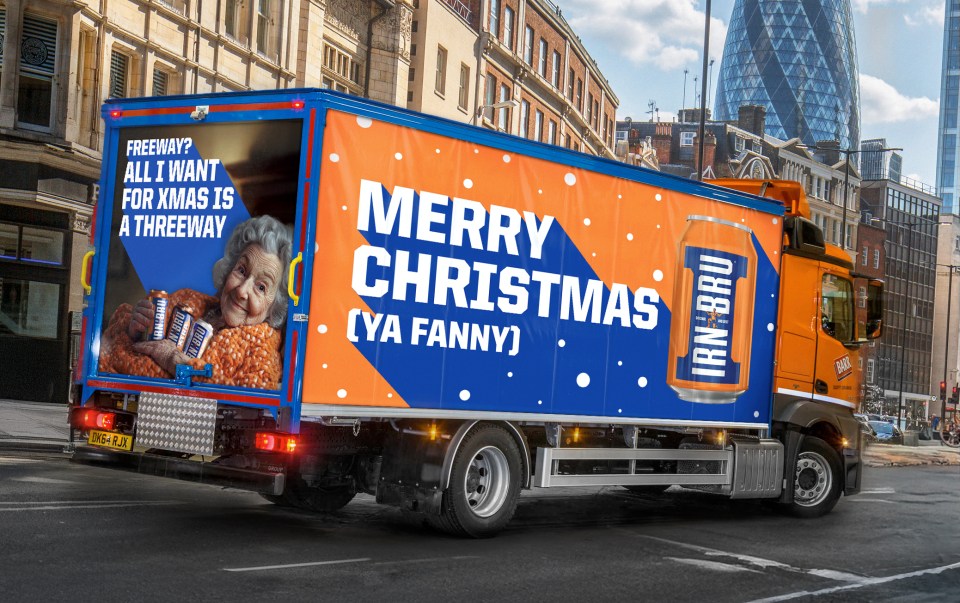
865;281;883;339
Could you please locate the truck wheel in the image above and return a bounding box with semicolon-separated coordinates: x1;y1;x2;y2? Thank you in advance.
433;425;522;538
785;436;842;518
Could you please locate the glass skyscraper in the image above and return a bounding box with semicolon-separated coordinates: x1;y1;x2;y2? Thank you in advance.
714;0;860;151
936;0;960;214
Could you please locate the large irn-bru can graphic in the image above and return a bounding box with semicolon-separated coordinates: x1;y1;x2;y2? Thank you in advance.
667;216;757;403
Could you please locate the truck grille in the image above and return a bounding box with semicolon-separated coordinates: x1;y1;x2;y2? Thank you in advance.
136;393;217;456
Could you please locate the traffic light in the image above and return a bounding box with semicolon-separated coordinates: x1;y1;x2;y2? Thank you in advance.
951;386;959;405
941;381;947;402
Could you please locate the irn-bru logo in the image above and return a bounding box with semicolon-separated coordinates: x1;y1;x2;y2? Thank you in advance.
675;247;746;385
834;354;853;381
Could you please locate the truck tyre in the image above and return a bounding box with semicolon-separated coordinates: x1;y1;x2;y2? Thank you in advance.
785;436;842;518
432;424;522;538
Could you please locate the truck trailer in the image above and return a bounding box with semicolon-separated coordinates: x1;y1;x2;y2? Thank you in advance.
70;89;883;537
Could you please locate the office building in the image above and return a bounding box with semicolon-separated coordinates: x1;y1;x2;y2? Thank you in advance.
713;0;860;151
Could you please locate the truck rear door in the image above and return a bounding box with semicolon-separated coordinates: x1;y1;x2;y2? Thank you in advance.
79;93;318;427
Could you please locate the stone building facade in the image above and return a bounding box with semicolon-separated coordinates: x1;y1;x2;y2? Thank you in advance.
0;0;613;403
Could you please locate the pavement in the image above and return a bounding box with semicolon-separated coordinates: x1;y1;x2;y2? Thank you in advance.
2;398;959;467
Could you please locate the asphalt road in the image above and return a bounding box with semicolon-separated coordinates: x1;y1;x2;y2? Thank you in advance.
2;453;959;602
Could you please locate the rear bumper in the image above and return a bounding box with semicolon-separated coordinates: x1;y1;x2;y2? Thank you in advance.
71;446;285;496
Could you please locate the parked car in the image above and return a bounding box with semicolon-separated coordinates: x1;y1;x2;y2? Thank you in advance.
868;421;904;445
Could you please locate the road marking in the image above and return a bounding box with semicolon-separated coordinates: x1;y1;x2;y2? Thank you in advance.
11;477;75;484
635;535;865;582
667;557;762;573
371;556;478;566
0;501;178;511
859;488;896;494
224;558;371;572
846;498;895;504
745;561;960;602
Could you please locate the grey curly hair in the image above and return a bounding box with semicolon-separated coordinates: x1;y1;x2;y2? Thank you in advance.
212;215;294;329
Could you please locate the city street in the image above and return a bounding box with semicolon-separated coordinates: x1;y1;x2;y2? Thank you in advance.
2;452;958;602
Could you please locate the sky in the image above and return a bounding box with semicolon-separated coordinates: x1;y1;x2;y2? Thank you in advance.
558;0;944;187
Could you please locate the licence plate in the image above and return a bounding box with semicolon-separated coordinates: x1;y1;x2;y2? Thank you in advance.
87;430;134;451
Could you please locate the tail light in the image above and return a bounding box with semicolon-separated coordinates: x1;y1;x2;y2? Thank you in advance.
75;409;117;430
255;432;297;454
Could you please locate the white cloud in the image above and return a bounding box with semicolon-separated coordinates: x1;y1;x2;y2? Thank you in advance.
853;0;942;26
859;74;938;124
904;2;944;26
851;0;909;14
562;0;727;71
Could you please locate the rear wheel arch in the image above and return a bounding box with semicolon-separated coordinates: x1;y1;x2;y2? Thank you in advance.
440;420;530;491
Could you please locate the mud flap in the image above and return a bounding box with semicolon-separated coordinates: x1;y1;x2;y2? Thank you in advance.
375;424;449;514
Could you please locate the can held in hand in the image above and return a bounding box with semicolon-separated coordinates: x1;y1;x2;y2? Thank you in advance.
166;305;195;350
184;319;214;359
667;216;756;404
143;290;169;342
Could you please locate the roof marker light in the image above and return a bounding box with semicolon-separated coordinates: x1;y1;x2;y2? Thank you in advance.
292;99;305;110
109;109;122;119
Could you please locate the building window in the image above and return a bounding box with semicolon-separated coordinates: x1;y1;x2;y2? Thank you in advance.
256;0;279;59
534;110;543;142
225;0;250;45
866;358;875;383
489;0;499;37
18;14;58;129
503;6;514;50
323;43;363;93
458;64;470;111
109;49;130;99
734;137;745;153
861;245;868;266
538;39;547;77
483;73;496;121
152;69;169;96
680;131;695;146
435;46;447;95
873;249;880;269
576;79;583;111
498;83;510;131
551;51;561;87
524;26;534;64
520;100;530;138
567;68;575;99
548;120;557;145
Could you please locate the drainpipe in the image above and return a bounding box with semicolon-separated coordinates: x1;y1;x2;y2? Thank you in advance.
364;0;396;98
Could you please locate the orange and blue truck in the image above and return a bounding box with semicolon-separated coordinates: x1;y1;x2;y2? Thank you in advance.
70;89;883;537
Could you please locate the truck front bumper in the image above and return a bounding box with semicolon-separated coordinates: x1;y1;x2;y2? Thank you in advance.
72;446;285;496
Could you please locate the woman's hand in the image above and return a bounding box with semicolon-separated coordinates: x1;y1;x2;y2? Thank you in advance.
132;339;181;375
127;298;156;340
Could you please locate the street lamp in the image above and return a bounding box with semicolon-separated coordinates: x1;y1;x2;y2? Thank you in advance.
475;99;519;126
939;263;960;422
888;218;934;430
815;145;902;254
696;0;711;182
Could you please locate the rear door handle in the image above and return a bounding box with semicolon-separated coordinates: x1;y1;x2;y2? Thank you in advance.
815;379;829;394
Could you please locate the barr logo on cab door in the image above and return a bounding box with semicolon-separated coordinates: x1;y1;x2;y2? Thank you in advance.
834;354;853;381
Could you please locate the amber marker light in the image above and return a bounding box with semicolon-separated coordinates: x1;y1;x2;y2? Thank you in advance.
573;427;580;443
429;423;438;441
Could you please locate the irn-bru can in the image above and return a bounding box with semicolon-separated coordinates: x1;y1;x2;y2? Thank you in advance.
143;290;169;341
667;216;756;403
184;319;214;359
166;305;195;350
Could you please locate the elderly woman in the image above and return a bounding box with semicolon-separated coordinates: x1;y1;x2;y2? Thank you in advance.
98;215;293;390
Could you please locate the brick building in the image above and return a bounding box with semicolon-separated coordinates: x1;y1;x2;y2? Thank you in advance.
411;0;617;156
